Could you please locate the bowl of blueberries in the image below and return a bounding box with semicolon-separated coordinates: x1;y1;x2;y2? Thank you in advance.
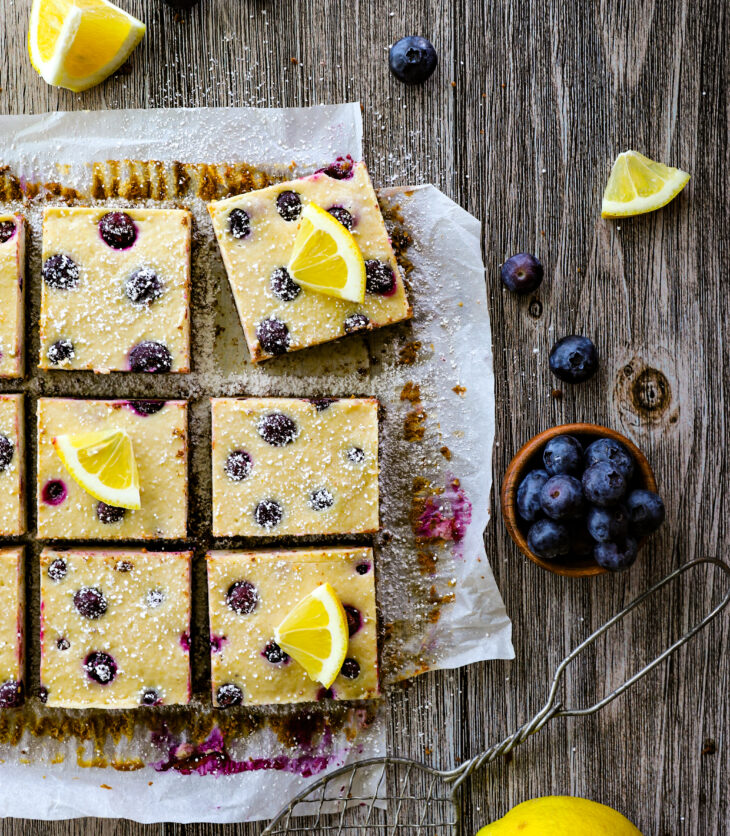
501;424;666;576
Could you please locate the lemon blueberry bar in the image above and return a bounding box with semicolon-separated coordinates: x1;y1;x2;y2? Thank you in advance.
0;215;25;378
0;394;25;537
40;548;192;708
211;397;379;537
37;398;188;540
0;548;24;708
208;161;411;362
207;547;378;706
40;207;191;373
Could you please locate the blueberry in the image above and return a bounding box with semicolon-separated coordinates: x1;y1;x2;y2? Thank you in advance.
344;313;370;334
262;641;289;664
319;157;354;180
47;338;75;365
347;447;366;464
127;399;166;416
73;587;107;619
99;212;137;249
584;438;635;481
146;589;165;608
539;474;584;520
141;689;161;706
570;522;595;559
317;687;335;701
543;435;583;476
582;462;627;507
344;605;361;636
365;260;397;296
270;267;301;302
84;651;117;684
389;36;438;85
549;335;599;383
340;658;360;679
276;191;302;222
42;254;80;290
96;502;125;524
0;680;23;707
500;253;544;294
125;267;164;306
527;519;570;559
310;398;336;411
129;341;172;373
355;562;371;575
0;434;14;472
254;499;283;530
0;219;16;244
42;480;67;506
594;538;639;572
516;469;549;522
256;317;290;355
309;487;334;511
327;206;353;230
47;557;68;581
226;580;258;615
57;637;70;651
228;208;251;239
217;683;243;707
586;504;629;543
258;412;298;446
224;450;253;481
625;489;666;536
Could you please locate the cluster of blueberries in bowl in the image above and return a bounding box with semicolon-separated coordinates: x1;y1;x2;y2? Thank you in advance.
516;434;665;571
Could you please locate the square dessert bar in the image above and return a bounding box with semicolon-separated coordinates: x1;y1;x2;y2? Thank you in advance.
0;548;24;708
208;161;412;362
0;394;25;537
40;548;192;708
0;215;25;378
211;397;379;537
40;207;191;373
37;398;188;540
207;547;378;706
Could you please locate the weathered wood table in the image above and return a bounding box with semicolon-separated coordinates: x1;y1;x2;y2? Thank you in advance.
2;0;728;833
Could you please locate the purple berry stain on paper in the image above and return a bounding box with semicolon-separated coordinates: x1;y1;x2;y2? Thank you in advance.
414;478;472;554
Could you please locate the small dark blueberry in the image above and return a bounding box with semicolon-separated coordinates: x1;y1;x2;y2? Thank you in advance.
389;36;438;85
96;502;125;524
0;680;23;707
254;499;283;530
0;219;16;244
516;469;549;522
228;208;251;239
365;260;397;296
258;412;298;446
146;589;165;608
327;206;353;230
47;338;75;365
549;335;599;384
217;683;243;707
73;587;107;620
125;267;164;306
309;487;334;511
310;398;336;411
42;254;80;290
594;537;639;572
141;689;161;706
256;317;290;355
99;212;137;250
317;687;335;701
276;190;302;222
226;580;258;615
340;658;360;680
344;605;361;637
210;634;227;653
543;435;583;476
584;438;635;482
127;399;166;416
344;313;370;334
586;505;630;543
224;449;253;481
42;480;68;507
262;641;289;664
84;651;117;684
56;637;70;651
319;156;355;180
355;562;371;575
539;474;585;520
500;253;544;294
527;518;570;560
582;462;627;507
0;434;15;472
129;341;173;373
270;267;301;302
114;560;134;573
625;489;666;537
47;557;68;581
38;686;48;704
347;447;366;464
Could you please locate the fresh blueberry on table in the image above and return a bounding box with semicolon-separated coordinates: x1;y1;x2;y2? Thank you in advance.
389;36;438;85
584;437;635;481
586;504;629;543
516;469;549;522
582;461;627;507
543;435;583;475
625;489;665;536
539;474;585;520
527;518;570;559
500;253;544;294
549;335;599;383
594;537;639;571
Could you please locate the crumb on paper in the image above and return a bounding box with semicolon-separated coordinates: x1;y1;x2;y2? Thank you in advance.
404;408;426;441
452;385;466;396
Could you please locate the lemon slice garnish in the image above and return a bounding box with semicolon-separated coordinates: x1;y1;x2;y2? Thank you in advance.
274;582;349;689
601;150;690;218
28;0;146;93
287;203;366;303
52;429;140;509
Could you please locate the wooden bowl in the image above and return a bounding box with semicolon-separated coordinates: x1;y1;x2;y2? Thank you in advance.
501;423;657;577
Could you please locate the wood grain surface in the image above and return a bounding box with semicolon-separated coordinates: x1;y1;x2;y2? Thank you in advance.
1;0;728;833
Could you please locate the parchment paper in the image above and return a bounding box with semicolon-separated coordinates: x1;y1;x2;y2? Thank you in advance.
0;103;512;823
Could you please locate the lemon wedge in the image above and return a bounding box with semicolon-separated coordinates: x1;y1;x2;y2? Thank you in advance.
601;150;690;218
287;203;366;303
274;583;349;688
28;0;146;93
52;429;140;509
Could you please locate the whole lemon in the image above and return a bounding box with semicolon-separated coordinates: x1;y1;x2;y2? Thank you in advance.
476;796;643;835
